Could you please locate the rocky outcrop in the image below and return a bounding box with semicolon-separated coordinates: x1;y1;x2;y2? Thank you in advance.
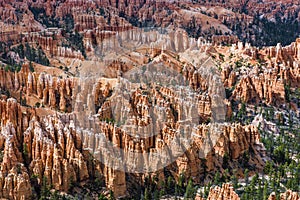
0;98;127;198
229;38;300;105
262;39;300;87
269;190;300;200
222;65;235;88
0;63;80;111
0;98;33;199
232;73;286;105
83;27;211;59
72;75;264;178
0;30;22;44
23;30;84;59
197;186;300;200
179;123;266;179
25;115;90;192
279;190;300;200
74;14;97;32
207;183;240;200
195;183;240;200
212;35;239;46
0;4;17;23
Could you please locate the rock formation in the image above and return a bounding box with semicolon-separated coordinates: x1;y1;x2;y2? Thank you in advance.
228;38;300;105
197;185;300;200
195;183;240;200
0;97;127;198
269;190;300;200
23;29;84;59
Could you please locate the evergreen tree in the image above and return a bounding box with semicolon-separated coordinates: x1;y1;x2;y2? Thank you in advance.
109;190;115;200
177;173;185;195
159;188;165;198
263;182;268;200
184;179;196;199
264;161;273;175
153;190;159;200
258;180;263;200
40;176;50;200
214;171;221;186
29;61;34;72
98;194;108;200
144;188;151;200
167;176;174;193
231;172;238;189
244;169;249;185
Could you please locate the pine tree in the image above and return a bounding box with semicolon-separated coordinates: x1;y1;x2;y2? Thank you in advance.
40;176;50;200
231;173;238;189
29;61;34;72
144;188;151;200
213;171;221;185
167;176;174;193
184;179;196;199
244;169;249;185
258;180;263;200
98;194;108;200
109;190;115;200
264;161;273;175
175;184;179;197
159;188;165;198
153;190;159;200
177;173;185;195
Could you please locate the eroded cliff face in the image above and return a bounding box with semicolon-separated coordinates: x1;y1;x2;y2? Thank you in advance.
177;123;265;180
0;63;75;111
0;44;214;113
0;99;32;200
1;0;299;69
